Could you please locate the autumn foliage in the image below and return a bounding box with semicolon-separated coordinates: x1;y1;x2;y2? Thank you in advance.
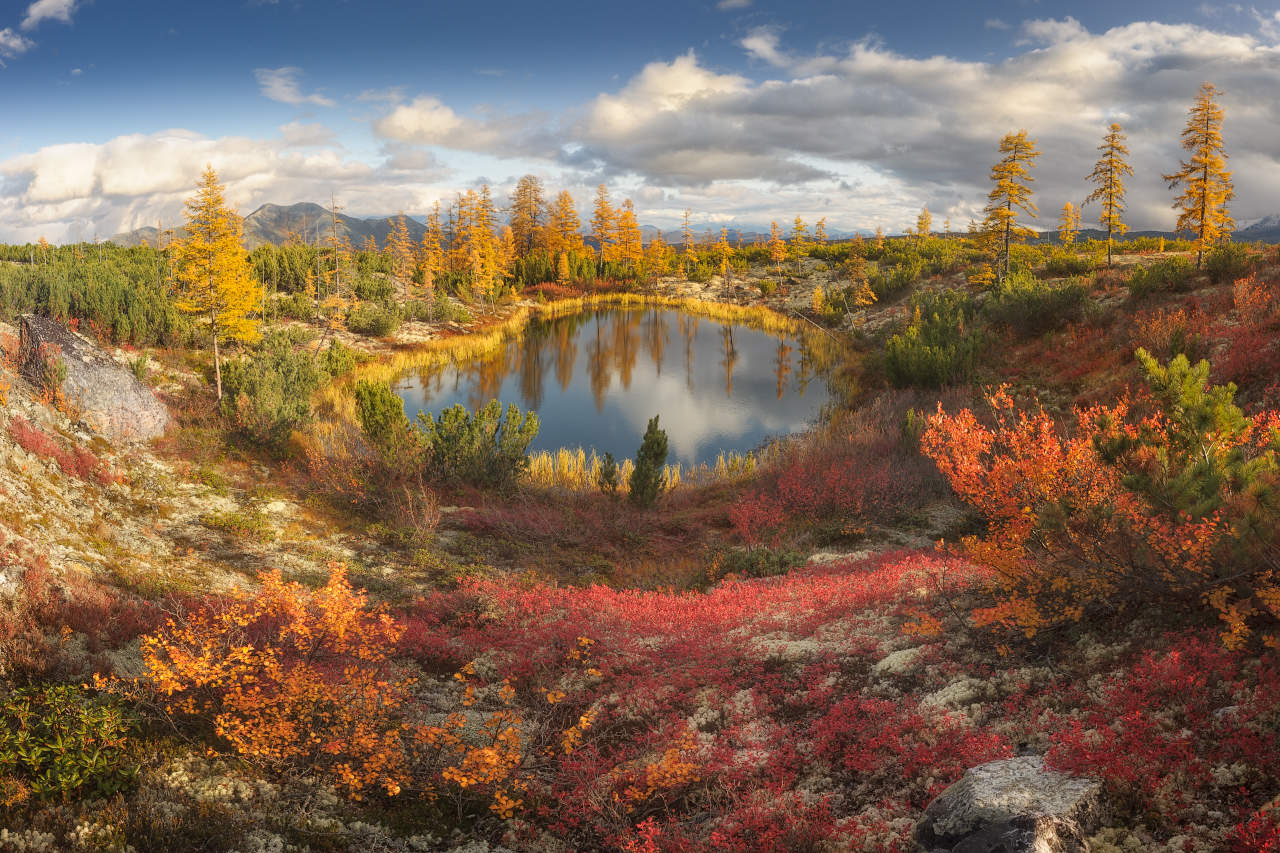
922;352;1280;646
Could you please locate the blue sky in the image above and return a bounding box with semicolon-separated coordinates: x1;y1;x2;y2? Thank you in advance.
3;0;1280;241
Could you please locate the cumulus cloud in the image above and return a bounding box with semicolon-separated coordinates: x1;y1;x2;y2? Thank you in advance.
0;127;460;242
254;67;336;107
548;19;1280;229
21;0;77;30
374;96;558;159
0;27;34;64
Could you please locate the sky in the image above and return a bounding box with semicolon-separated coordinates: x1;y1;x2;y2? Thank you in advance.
3;0;1280;242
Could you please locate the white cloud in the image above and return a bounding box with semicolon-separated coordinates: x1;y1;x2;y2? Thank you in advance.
717;0;752;9
254;67;336;107
374;95;557;159
21;0;77;30
279;121;338;148
984;18;1011;31
0;27;34;64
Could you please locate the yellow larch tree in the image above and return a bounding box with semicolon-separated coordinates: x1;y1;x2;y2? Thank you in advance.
767;221;786;272
1164;82;1234;268
680;209;696;276
547;190;584;257
814;217;828;246
916;206;932;241
590;184;616;264
715;227;734;283
984;129;1042;283
173;165;260;401
790;217;811;272
615;199;644;271
419;201;445;306
1085;122;1134;267
873;226;885;250
644;230;670;286
386;213;416;288
509;174;546;258
1057;202;1081;247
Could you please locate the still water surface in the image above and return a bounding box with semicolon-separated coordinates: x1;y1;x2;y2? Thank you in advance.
393;307;833;465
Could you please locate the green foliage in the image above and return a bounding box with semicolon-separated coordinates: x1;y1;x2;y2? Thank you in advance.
354;381;540;490
319;339;359;378
354;275;395;302
345;301;402;337
984;270;1088;337
1097;350;1266;520
883;291;984;388
718;546;806;579
0;685;139;801
1041;249;1099;277
0;244;184;345
221;329;328;447
402;293;472;324
628;415;668;508
757;279;779;297
1204;242;1251;284
1127;257;1195;298
128;353;150;382
275;292;316;321
597;452;621;497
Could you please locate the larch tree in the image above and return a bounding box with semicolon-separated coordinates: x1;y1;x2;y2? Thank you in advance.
873;226;885;250
767;221;787;272
983;129;1042;283
916;206;932;241
509;174;546;257
1164;82;1234;268
615;199;644;270
173;165;260;401
1057;202;1081;247
715;227;734;284
419;201;445;307
1085;122;1134;267
790;217;811;272
590;184;616;264
814;218;829;245
386;213;415;288
680;209;696;276
643;230;670;286
548;190;583;256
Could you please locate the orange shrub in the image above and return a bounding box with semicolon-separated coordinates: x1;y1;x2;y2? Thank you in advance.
138;564;415;797
922;353;1280;647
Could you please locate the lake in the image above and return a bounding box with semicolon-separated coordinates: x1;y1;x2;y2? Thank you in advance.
393;306;834;465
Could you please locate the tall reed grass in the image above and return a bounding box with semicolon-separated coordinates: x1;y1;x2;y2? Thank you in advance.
524;446;761;492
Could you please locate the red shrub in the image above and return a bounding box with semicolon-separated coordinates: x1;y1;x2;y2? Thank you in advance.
6;417;117;486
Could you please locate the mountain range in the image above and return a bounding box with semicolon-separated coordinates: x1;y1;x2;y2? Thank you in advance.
111;201;1280;250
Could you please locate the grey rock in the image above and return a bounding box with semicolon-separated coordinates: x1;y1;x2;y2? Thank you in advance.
19;314;171;443
917;756;1105;852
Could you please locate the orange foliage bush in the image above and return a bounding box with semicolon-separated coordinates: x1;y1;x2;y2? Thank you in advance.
922;353;1280;647
137;564;415;797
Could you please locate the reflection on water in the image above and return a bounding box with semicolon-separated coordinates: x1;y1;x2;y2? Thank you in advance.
394;307;834;465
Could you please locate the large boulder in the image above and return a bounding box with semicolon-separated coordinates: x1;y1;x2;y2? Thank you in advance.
916;756;1105;852
19;314;171;443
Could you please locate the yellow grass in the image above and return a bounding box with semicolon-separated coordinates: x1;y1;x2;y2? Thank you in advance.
524;446;760;492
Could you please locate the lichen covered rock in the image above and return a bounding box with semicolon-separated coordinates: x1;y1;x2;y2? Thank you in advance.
19;314;170;442
917;756;1105;852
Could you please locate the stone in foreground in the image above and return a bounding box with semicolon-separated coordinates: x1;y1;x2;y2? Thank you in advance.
916;756;1104;852
19;314;171;443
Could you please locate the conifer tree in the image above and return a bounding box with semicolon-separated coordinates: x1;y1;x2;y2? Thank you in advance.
590;184;616;264
629;415;668;508
715;227;734;284
419;202;444;307
790;217;811;272
386;213;415;287
643;231;670;286
1057;202;1080;247
916;206;932;241
767;221;786;272
548;191;584;256
1085;122;1134;267
680;209;696;276
1164;83;1234;268
615;199;643;270
509;174;546;257
983;130;1042;283
173;165;260;401
874;226;885;250
814;217;828;245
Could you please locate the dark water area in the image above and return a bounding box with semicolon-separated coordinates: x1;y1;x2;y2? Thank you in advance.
393;307;834;465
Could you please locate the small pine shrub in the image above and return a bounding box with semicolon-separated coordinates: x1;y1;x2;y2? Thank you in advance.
353;275;395;302
221;329;328;448
1041;249;1099;277
628;415;668;508
883;292;984;388
1127;257;1195;298
1204;242;1251;284
597;452;621;497
320;339;359;377
757;279;778;297
275;292;316;321
984;271;1088;337
345;301;402;337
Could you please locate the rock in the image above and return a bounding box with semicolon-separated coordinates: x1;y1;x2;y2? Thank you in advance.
917;756;1105;852
872;646;923;677
19;314;171;443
